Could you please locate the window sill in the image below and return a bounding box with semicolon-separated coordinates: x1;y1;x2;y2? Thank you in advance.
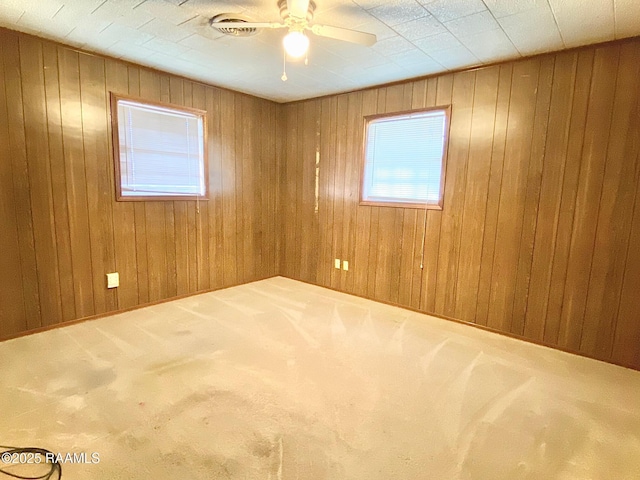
116;195;209;202
359;200;443;210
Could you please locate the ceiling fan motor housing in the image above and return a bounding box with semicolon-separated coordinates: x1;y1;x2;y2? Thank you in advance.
278;0;316;22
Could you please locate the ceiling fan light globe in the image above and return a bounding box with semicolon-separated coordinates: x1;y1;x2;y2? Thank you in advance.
283;31;309;58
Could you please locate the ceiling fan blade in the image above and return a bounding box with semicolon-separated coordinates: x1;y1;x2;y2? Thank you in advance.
211;21;287;29
310;24;377;47
287;0;310;20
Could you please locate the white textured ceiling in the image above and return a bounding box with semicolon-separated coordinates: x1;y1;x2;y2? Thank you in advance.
0;0;638;102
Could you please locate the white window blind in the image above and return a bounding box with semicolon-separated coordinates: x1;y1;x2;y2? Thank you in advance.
362;109;447;205
116;99;205;198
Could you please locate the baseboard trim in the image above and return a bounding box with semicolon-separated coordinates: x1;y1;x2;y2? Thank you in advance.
282;275;639;372
0;275;279;344
4;273;636;372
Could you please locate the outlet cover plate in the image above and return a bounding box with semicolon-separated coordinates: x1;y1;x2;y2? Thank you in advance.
106;272;119;289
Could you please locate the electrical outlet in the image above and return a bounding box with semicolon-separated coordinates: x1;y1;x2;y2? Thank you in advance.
334;258;341;269
106;272;119;289
342;260;349;271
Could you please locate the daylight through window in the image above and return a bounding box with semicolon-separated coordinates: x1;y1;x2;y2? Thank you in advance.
111;95;207;200
361;107;449;208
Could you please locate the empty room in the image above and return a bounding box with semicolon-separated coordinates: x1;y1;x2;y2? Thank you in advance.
1;0;640;478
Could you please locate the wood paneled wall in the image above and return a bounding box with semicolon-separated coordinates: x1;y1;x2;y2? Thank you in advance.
0;29;278;337
279;38;640;370
2;26;639;371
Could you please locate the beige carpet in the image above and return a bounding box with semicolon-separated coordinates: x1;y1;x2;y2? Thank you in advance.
1;276;639;479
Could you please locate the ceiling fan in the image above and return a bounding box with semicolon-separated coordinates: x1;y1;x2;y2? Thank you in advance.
209;0;377;63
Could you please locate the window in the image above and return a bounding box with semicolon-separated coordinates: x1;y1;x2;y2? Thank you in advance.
361;107;450;209
111;94;207;200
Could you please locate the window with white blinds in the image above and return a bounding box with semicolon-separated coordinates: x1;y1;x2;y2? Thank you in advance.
113;96;206;200
362;108;449;208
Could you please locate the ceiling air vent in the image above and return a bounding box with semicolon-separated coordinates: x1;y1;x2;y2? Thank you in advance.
209;14;259;37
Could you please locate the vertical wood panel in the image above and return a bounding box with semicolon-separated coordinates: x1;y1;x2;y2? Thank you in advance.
420;75;451;313
524;52;578;341
580;43;640;358
0;31;28;335
343;92;363;293
42;42;76;321
365;90;383;300
297;102;310;281
397;84;418;307
373;86;402;303
105;58;139;310
454;66;500;323
3;28;640;371
138;69;168;303
160;75;178;299
475;64;512;326
192;83;210;291
252;99;264;279
366;207;380;298
486;59;540;332
262;101;278;278
19;36;63;326
388;89;408;306
183;82;199;293
281;104;297;279
352;90;378;296
289;102;301;281
435;71;475;317
239;95;253;281
543;49;594;344
206;86;223;289
0;29;278;341
332;96;348;290
408;80;428;309
316;98;330;287
79;52;118;313
58;46;95;318
612;157;640;367
325;96;340;289
558;45;620;351
169;76;190;295
299;100;320;283
127;66;149;304
511;57;554;336
291;102;301;281
220;90;239;286
4;32;42;330
275;102;286;279
278;38;640;370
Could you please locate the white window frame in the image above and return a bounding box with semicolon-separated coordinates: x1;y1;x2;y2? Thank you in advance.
110;93;208;201
360;106;450;210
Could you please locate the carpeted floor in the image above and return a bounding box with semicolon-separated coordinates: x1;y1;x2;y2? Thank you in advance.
1;276;639;479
